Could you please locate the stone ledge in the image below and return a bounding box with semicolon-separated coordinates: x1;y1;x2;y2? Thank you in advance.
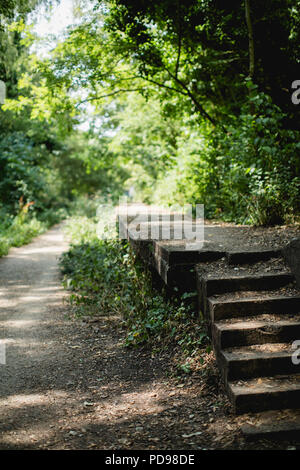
283;237;300;288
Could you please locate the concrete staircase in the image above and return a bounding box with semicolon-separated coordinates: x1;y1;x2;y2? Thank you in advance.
196;252;300;415
118;204;300;439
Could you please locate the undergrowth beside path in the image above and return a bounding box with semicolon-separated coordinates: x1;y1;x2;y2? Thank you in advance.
60;215;211;375
0;210;61;257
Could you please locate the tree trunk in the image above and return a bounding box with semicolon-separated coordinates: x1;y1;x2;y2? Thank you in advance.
245;0;255;78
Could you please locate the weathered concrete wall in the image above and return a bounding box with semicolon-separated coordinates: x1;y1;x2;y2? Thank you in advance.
282;238;300;288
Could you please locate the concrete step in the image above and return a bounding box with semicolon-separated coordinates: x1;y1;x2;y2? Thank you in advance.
241;409;300;441
228;374;300;414
200;272;294;298
208;293;300;322
155;257;197;292
213;314;300;349
155;242;225;265
227;249;281;265
218;343;300;382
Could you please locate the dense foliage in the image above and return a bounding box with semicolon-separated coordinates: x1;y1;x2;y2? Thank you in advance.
0;0;299;257
0;1;126;252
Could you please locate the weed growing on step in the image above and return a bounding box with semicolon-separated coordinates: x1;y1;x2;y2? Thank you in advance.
60;216;210;370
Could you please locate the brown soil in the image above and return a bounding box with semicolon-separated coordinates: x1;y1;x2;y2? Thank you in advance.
198;257;290;278
210;286;300;301
203;222;300;251
226;343;293;354
217;313;300;325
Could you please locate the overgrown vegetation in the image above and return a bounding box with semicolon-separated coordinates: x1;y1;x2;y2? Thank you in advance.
4;0;299;227
0;2;126;255
1;0;299;236
60;211;210;371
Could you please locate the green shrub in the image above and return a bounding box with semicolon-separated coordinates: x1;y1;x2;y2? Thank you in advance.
0;199;65;256
60;216;209;359
147;87;300;225
0;132;46;213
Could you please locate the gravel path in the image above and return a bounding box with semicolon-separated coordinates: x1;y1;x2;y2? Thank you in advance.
0;225;71;448
0;224;297;450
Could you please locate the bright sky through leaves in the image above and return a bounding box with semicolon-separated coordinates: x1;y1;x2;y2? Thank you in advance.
30;0;75;55
32;0;74;36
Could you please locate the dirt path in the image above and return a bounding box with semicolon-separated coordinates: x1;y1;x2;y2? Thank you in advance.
0;225;294;450
0;225;72;448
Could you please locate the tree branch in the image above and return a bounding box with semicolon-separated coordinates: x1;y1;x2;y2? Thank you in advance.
140;76;189;97
165;67;219;127
175;1;182;79
75;88;145;108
